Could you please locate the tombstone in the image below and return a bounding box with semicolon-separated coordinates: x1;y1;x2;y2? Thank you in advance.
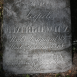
2;0;72;74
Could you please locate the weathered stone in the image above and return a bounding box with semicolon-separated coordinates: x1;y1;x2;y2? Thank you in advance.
3;0;72;74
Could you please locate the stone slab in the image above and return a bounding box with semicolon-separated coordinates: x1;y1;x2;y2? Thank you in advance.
3;0;72;74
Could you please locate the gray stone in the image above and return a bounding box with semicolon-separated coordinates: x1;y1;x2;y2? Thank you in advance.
3;0;72;74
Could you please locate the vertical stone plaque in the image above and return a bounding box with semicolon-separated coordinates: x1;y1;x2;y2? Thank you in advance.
3;0;72;74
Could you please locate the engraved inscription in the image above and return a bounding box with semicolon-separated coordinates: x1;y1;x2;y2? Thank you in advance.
7;33;71;50
7;26;70;33
9;34;71;42
3;0;72;74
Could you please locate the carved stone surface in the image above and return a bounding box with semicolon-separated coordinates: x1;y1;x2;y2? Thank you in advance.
3;0;72;74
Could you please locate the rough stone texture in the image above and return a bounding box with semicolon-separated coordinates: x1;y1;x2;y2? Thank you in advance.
3;0;72;74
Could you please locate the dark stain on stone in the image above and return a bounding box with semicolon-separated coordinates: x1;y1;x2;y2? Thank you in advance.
2;33;7;52
12;5;21;18
4;0;14;4
2;36;7;45
29;49;52;55
66;0;70;7
56;64;62;70
3;9;7;15
13;6;20;13
5;16;14;24
20;19;27;23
